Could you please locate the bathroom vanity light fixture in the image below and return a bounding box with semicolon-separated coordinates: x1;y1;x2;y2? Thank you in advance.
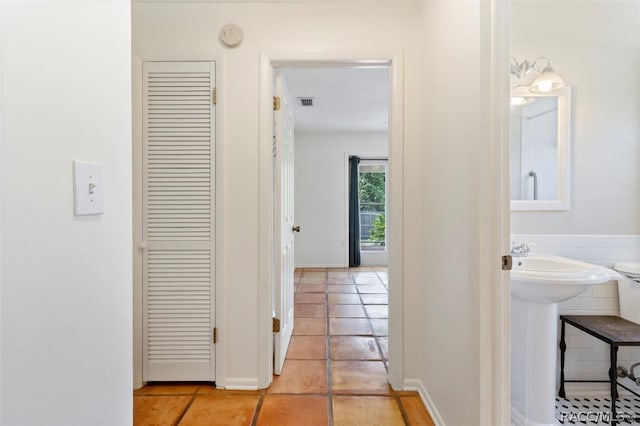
510;57;565;94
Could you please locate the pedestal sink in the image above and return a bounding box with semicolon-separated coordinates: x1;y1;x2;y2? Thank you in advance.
510;255;623;426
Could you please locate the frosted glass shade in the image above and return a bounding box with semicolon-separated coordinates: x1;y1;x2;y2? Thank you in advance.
530;71;565;93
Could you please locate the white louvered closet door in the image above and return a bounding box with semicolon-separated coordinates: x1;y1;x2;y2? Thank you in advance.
142;61;215;381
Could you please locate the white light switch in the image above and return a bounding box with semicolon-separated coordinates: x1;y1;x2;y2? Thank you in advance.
73;161;104;215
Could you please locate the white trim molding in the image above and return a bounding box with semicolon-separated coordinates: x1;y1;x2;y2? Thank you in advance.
218;378;261;391
480;0;512;423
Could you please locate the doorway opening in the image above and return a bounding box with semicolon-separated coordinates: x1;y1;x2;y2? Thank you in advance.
260;53;403;389
279;67;389;271
273;66;389;373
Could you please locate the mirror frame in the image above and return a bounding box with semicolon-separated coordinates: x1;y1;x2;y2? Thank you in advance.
511;86;571;211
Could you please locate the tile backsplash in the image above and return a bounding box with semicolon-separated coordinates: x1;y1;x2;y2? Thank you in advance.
511;234;640;268
511;234;640;395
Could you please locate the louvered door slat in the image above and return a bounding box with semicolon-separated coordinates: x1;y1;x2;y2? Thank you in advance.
143;61;215;382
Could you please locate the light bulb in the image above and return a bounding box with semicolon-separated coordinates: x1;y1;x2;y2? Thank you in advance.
535;80;554;93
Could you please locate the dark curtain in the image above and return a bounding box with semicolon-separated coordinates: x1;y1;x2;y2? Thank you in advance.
348;156;361;267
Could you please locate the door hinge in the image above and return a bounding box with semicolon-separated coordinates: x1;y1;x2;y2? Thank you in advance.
273;96;281;111
502;254;513;271
272;317;281;333
212;327;217;344
212;87;217;105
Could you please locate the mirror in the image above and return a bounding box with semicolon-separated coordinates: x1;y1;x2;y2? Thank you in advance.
510;86;571;211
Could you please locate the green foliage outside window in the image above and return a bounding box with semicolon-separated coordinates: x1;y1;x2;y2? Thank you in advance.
359;172;385;212
359;170;386;246
369;213;386;245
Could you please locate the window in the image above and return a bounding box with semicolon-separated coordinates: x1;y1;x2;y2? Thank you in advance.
359;161;387;251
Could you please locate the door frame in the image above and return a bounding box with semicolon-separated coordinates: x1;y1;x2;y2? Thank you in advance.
257;49;405;389
488;0;512;422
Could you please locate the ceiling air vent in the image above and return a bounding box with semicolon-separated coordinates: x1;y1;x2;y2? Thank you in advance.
298;97;314;107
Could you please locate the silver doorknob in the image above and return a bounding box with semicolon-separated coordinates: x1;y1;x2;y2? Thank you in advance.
292;226;301;233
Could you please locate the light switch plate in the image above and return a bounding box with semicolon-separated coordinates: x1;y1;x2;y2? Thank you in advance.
73;161;104;215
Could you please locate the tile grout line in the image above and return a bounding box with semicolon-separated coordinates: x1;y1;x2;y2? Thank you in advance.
249;389;267;426
172;390;199;426
349;268;404;424
356;272;389;374
393;392;413;426
291;268;334;425
275;267;396;425
375;269;389;291
251;267;306;426
363;269;410;425
325;268;335;426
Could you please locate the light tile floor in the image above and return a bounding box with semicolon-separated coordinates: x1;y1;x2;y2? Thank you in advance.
134;267;435;425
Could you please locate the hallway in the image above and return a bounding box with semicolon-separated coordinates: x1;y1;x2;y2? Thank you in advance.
134;267;434;425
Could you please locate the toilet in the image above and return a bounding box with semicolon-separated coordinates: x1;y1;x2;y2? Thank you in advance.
614;262;640;325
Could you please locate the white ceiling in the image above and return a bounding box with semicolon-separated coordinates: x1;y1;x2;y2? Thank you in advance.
280;67;389;133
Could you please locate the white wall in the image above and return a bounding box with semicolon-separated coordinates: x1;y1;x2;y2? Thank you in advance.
1;2;132;425
294;132;387;268
511;1;640;234
134;2;506;424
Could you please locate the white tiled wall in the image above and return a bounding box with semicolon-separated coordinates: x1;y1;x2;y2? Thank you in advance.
512;234;640;395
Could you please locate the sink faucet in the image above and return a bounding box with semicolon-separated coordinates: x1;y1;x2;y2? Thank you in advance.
511;242;531;257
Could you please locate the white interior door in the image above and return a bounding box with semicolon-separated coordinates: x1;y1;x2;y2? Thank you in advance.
273;71;295;375
142;61;215;381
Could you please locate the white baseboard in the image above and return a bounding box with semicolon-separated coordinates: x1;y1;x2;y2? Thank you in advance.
403;379;445;426
294;263;346;268
219;378;260;390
